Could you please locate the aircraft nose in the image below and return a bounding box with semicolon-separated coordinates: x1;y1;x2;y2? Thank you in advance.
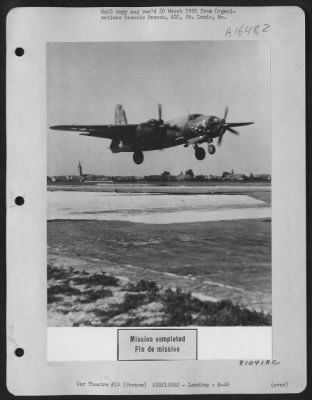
208;116;220;125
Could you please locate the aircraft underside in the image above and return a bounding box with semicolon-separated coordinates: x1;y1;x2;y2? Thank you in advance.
50;104;254;166
110;136;217;165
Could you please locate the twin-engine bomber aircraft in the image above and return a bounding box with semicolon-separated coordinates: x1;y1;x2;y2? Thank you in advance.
50;104;254;165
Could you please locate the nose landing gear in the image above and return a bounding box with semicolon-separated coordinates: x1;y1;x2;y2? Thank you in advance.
133;150;144;165
208;144;216;155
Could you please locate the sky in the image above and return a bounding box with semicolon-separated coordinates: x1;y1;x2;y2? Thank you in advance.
47;41;271;176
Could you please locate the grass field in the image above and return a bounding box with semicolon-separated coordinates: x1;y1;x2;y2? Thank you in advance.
48;217;271;326
48;263;271;327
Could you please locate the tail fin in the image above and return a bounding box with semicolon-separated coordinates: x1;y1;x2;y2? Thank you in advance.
114;104;128;125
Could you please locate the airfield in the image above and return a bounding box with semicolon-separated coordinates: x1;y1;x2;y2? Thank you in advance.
47;183;271;326
48;187;270;223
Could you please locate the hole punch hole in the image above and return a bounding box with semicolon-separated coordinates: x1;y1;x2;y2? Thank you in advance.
15;47;24;57
15;196;24;206
15;348;24;357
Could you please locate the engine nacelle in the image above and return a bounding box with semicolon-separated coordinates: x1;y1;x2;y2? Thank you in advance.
110;139;132;153
110;139;120;153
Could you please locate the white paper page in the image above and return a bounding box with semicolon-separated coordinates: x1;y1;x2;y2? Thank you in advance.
7;6;306;395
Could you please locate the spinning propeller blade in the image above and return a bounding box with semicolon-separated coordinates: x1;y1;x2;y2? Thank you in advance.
158;104;163;123
218;134;224;146
157;104;168;141
226;126;240;135
223;105;229;121
218;106;254;145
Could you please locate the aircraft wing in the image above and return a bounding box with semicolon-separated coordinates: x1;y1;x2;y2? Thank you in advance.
49;124;138;140
184;135;207;145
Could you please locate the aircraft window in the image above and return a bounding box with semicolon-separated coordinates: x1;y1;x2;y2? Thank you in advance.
209;116;219;123
188;114;200;121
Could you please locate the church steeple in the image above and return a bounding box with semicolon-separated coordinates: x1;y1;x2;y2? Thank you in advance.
78;161;83;177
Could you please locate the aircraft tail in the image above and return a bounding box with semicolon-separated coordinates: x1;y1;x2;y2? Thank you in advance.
114;104;128;125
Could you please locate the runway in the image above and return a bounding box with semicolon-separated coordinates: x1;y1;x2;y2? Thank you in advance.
48;190;271;223
48;183;270;194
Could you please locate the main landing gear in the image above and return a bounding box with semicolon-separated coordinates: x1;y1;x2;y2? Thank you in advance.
133;150;144;165
194;146;206;160
194;143;216;160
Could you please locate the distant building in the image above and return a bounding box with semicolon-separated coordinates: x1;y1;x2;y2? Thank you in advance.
207;174;219;181
222;171;231;179
252;174;271;182
222;170;247;181
143;175;162;182
193;174;207;181
53;175;69;182
176;171;192;181
70;175;84;182
47;174;84;183
113;176;139;182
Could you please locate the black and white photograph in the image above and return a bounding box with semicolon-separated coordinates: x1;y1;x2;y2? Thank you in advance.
47;40;272;328
6;5;307;395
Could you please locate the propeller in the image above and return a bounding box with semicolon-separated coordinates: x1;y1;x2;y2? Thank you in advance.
223;105;229;121
217;106;229;145
227;126;239;135
218;133;224;146
145;104;164;127
158;104;164;125
217;106;254;145
157;104;168;142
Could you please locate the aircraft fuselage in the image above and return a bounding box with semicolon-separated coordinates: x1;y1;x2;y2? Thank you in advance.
112;114;223;152
50;104;253;165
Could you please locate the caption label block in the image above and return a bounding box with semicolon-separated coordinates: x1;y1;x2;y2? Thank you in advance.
118;329;197;361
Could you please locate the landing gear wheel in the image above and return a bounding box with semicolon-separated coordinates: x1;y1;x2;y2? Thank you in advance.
208;144;216;155
195;147;206;160
133;151;144;165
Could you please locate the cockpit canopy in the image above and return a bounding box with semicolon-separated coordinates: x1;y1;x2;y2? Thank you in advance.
145;119;158;126
208;116;221;123
187;114;202;121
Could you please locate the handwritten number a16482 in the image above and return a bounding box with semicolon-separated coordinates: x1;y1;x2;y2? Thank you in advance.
225;24;271;37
